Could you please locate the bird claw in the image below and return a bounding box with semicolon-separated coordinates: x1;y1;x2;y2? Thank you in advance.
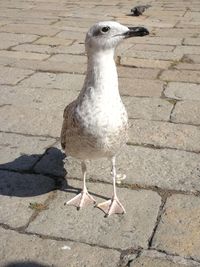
66;190;96;209
96;197;126;216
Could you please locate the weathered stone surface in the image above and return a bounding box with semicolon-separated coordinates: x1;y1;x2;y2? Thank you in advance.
0;228;120;267
19;72;84;90
0;66;34;85
152;194;200;261
10;58;86;73
128;119;200;152
160;70;200;83
35;36;73;46
118;66;160;79
130;250;200;267
122;50;183;61
12;43;56;54
119;78;164;97
0;105;62;137
183;38;200;46
0;132;55;171
164;82;200;100
27;179;161;249
133;44;175;52
0;23;60;36
121;57;172;69
0;32;38;49
130;256;190;267
123;97;173;121
126;37;182;45
174;45;200;55
56;30;86;40
0;171;55;227
153;28;200;38
49;53;87;64
171;101;200;125
174;63;200;71
0;85;78;111
182;54;200;64
0;50;50;61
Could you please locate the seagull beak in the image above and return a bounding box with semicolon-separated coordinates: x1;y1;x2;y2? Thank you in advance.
124;27;149;38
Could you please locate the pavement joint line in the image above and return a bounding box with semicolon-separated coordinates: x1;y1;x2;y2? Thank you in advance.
14;69;36;86
0;130;58;140
137;248;200;266
0;222;122;252
160;81;168;98
1;167;200;198
150;248;200;265
118;246;142;267
24;190;58;231
147;194;168;249
169;101;177;122
65;175;200;198
128;116;200;127
126;141;200;154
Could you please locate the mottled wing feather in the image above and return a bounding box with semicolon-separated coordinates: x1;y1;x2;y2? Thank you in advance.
60;100;77;150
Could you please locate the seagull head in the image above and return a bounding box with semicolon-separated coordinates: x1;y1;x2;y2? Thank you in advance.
85;21;149;54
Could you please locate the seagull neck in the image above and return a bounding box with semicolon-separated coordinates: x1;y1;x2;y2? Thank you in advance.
84;49;119;95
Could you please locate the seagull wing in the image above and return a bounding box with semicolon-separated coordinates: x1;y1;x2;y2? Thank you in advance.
60;100;77;150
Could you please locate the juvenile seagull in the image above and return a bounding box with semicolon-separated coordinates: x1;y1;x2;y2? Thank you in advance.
61;21;149;216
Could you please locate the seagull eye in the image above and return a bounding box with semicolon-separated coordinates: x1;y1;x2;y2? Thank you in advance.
101;26;110;33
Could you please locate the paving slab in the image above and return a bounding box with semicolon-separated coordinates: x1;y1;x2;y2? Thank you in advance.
121;57;172;69
27;179;161;249
118;66;160;80
0;132;55;171
126;37;182;45
10;58;86;74
152;194;200;261
122;50;183;61
164;82;200;100
130;256;191;267
34;36;73;46
160;70;200;83
123;97;173;121
119;78;164;97
0;105;62;137
0;228;120;267
0;85;78;111
0;32;39;49
129;250;200;267
0;66;34;85
0;171;55;228
171;101;200;125
128;119;200;153
19;72;84;90
0;23;60;36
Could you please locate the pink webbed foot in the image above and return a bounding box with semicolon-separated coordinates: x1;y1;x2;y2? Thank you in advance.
97;196;126;216
67;190;96;209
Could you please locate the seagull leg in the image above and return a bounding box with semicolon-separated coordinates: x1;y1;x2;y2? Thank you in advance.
97;157;126;216
67;161;96;208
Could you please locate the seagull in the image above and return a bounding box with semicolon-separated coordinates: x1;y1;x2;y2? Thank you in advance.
131;5;151;16
61;21;149;216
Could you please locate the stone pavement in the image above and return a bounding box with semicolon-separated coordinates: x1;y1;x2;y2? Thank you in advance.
0;0;200;266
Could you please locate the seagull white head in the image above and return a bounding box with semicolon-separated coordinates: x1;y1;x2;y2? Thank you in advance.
85;21;149;54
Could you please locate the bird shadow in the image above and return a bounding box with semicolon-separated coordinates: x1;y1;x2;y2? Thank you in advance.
3;262;49;267
0;147;108;201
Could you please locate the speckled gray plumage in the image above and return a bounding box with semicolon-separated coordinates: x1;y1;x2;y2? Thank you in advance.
61;22;129;161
